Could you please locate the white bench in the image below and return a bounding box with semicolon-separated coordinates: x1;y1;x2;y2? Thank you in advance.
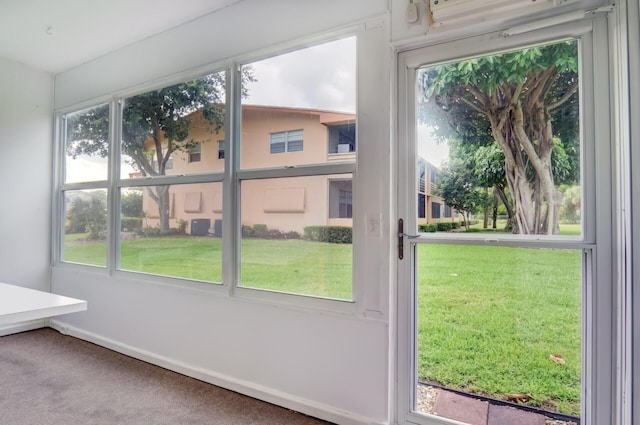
0;282;87;326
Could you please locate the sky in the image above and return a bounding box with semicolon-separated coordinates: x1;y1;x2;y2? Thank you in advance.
242;36;356;113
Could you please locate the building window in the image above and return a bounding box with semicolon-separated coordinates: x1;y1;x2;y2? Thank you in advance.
328;122;356;153
444;204;452;218
188;143;201;162
218;140;224;159
418;194;425;218
270;130;303;154
431;202;441;219
328;179;353;219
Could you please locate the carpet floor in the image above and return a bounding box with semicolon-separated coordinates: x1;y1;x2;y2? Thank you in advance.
0;328;333;425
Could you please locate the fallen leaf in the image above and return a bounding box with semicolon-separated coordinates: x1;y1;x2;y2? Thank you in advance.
550;354;566;365
503;393;533;403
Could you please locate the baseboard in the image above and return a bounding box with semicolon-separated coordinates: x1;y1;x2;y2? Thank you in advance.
0;319;46;337
48;320;386;425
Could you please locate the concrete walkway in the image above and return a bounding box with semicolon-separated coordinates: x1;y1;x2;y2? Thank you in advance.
431;388;548;425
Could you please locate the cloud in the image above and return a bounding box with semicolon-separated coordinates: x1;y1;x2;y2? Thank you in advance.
243;36;356;113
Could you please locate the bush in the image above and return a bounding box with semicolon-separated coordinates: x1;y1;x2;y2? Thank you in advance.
418;224;437;233
284;231;301;240
437;222;452;232
451;222;460;229
241;224;300;240
251;224;269;239
121;217;143;232
303;226;352;244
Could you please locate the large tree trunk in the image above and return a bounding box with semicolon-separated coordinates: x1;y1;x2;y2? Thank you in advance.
146;185;171;233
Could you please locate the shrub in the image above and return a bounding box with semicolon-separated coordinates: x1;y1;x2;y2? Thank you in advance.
303;226;352;244
451;222;460;229
284;231;301;240
437;222;452;232
121;217;143;232
418;224;437;233
251;224;269;239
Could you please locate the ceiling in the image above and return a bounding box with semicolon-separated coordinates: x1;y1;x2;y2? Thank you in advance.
0;0;243;74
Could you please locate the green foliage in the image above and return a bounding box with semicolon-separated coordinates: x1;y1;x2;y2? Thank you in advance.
120;217;143;232
65;192;107;240
434;158;490;220
242;224;301;240
303;226;352;244
419;224;437;233
436;222;452;232
121;191;144;218
560;185;581;224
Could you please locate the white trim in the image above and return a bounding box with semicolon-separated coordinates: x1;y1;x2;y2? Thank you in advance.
0;320;47;337
47;321;385;425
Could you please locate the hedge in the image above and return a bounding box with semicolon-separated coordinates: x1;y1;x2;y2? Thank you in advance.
121;217;143;232
303;226;352;244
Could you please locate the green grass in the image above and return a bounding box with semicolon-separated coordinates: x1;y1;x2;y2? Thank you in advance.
417;244;581;415
64;234;581;415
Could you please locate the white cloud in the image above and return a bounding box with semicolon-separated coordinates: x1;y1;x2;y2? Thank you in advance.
243;36;356;113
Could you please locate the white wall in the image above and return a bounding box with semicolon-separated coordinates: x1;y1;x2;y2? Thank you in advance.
0;58;52;292
52;1;391;424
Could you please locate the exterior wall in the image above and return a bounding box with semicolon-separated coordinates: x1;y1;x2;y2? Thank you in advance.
142;106;356;234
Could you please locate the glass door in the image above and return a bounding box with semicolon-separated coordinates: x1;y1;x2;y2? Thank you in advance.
397;16;614;425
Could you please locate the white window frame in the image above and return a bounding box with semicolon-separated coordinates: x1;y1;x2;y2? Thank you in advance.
51;26;376;315
396;15;616;425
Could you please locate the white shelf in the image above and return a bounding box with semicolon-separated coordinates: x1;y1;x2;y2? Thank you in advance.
0;282;87;326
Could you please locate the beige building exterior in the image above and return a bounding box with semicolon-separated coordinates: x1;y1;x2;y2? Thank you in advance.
140;105;453;235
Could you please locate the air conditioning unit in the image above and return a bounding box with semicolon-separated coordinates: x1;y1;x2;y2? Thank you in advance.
337;144;351;153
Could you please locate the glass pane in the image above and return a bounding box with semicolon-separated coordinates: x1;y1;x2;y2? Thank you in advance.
416;245;582;422
240;175;353;300
65;104;110;183
415;40;581;237
241;36;356;169
62;189;108;266
119;183;223;283
121;71;227;180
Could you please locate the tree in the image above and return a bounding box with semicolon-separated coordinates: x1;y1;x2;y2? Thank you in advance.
66;70;254;233
434;158;490;230
418;41;580;234
65;192;107;240
121;191;144;218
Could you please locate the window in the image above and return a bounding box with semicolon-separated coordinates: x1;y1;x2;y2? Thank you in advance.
443;204;451;218
55;35;358;304
240;36;356;300
61;104;110;266
329;180;353;219
431;202;440;219
328;122;356;153
270;130;303;154
418;194;425;219
189;143;201;162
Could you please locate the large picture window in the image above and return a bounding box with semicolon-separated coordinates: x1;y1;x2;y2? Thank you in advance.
56;36;357;303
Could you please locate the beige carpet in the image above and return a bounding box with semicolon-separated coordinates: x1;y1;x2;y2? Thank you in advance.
0;328;332;425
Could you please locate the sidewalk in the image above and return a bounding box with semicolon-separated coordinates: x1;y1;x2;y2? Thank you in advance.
418;384;579;425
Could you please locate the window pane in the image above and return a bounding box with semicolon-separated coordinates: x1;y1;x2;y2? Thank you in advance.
121;71;227;179
240;176;352;300
62;189;107;266
65;104;110;183
416;245;582;421
415;40;581;237
241;36;356;169
119;183;223;283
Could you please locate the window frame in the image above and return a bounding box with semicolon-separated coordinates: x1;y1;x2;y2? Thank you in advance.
53;30;364;314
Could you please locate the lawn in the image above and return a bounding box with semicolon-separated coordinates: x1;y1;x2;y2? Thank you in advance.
64;234;581;415
417;244;582;415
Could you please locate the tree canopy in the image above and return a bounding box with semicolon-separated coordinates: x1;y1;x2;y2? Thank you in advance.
66;69;254;232
418;41;580;234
